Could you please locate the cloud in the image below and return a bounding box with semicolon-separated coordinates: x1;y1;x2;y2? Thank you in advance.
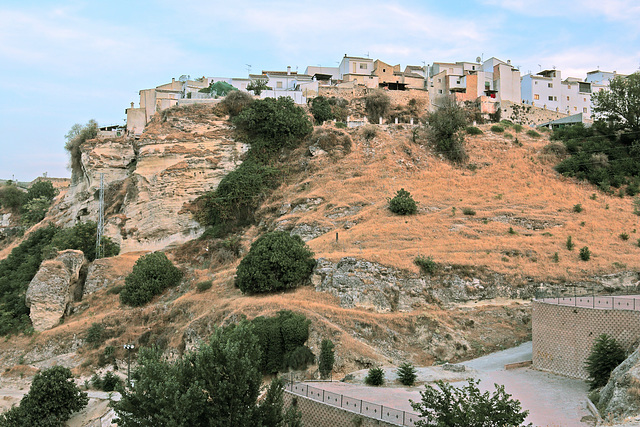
480;0;640;22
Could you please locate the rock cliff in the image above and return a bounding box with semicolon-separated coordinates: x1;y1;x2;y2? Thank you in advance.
598;345;640;421
25;250;86;331
52;105;247;253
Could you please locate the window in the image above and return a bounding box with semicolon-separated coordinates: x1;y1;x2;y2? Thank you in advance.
568;85;571;89
584;97;587;102
554;96;558;101
534;94;540;100
567;96;570;101
438;89;443;94
574;107;578;111
382;68;386;72
456;80;460;84
548;96;554;101
535;81;538;85
472;65;475;70
276;81;283;88
438;78;441;83
548;83;553;88
583;107;587;113
359;63;367;69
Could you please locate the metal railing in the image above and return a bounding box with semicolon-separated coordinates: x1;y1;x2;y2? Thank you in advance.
285;382;421;427
534;287;640;311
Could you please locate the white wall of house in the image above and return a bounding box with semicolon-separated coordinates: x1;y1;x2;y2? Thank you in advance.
339;57;373;79
585;71;617;86
305;66;340;80
560;81;592;117
521;70;562;111
494;63;521;103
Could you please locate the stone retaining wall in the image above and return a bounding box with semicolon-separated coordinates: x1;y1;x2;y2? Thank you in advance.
532;300;640;379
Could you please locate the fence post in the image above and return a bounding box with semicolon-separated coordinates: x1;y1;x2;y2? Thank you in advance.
322;390;325;402
381;405;384;420
341;394;343;408
360;400;363;414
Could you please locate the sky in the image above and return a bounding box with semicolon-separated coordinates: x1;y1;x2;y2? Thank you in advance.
1;0;639;181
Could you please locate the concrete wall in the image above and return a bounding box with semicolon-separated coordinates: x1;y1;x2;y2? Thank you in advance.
125;108;146;135
532;300;640;379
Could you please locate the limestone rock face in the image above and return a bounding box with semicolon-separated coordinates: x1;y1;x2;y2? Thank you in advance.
598;345;640;421
25;250;86;331
83;252;140;296
52;106;247;253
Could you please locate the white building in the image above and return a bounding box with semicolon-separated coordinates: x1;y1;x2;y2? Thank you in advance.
521;69;562;111
338;55;378;88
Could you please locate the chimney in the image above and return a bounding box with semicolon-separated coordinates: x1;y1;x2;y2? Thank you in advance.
507;59;511;65
287;66;291;75
172;78;175;83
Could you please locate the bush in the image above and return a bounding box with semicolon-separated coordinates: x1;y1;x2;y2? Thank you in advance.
585;334;626;390
44;221;119;262
246;79;268;95
414;256;437;275
20;196;51;226
26;180;57;202
365;367;385;386
526;129;541;138
310;96;333;124
410;378;529;426
566;235;575;251
462;207;476;216
490;125;505;133
0;366;88;425
388;188;418;215
427;97;468;164
465;126;483;135
120;252;183;307
101;371;122;392
235;232;315;294
620;232;630;241
319;339;335;379
0;183;26;210
251;310;313;374
579;246;591;261
364;91;391;122
361;124;378;140
513;124;523;133
335;122;347;129
573;203;583;213
221;90;254;117
397;362;417;386
85;322;105;348
233;97;312;150
65;120;98;183
196;280;213;292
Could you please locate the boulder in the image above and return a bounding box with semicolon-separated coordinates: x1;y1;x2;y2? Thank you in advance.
25;250;86;331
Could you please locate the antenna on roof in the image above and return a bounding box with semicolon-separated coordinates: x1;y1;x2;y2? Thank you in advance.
552;65;556;70
246;64;252;74
476;56;481;64
538;64;542;71
366;52;370;58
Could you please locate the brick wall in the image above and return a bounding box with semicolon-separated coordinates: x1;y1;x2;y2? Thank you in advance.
532;300;640;379
283;392;401;427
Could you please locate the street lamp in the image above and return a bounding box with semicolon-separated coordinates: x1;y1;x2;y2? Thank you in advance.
123;344;135;387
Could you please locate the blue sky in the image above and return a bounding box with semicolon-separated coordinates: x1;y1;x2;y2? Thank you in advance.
1;0;639;181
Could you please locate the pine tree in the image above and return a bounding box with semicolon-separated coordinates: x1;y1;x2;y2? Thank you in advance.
397;362;417;386
319;339;335;379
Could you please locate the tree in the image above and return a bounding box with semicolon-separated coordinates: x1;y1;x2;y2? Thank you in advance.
397;362;417;386
221;90;254;117
364;367;385;386
0;183;26;210
427;96;468;163
120;252;183;306
64;120;98;183
310;96;333;124
319;339;335;379
114;320;293;426
592;72;640;133
235;232;316;294
20;197;51;226
44;221;119;262
388;188;418;215
0;366;88;426
364;90;391;122
585;334;626;390
247;79;269;96
410;379;530;427
26;181;57;202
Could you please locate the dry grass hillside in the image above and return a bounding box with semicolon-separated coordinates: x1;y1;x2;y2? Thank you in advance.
1;102;638;388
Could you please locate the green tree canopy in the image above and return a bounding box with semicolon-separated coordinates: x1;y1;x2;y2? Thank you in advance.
318;339;335;379
247;79;269;96
120;252;183;306
592;72;640;133
26;181;57;202
235;232;316;294
0;366;88;426
585;333;626;390
64;120;98;182
410;378;530;427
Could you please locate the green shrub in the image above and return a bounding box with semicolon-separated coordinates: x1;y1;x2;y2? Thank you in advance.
552;252;560;263
620;232;630;241
388;188;418;215
365;367;385;386
465;126;483;135
508;227;517;235
251;310;313;374
310;96;333;124
319;339;335;379
235;232;315;294
196;280;213;292
513;124;523;133
246;79;268;95
92;371;122;392
0;183;26;210
585;334;626;389
221;90;254;117
490;125;504;133
462;207;476;216
573;203;583;213
427;97;468;164
579;246;591;261
397;362;417;386
21;197;51;226
566;235;575;250
233;97;312;150
85;322;105;348
526;129;540;138
361;124;378;140
120;252;183;307
44;221;119;262
364;91;391;122
414;256;437;274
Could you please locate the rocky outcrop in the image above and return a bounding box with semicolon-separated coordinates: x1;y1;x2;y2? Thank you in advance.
25;250;87;331
598;345;640;421
83;252;139;296
52;106;247;253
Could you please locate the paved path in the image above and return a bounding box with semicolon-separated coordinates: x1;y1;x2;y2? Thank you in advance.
305;342;594;427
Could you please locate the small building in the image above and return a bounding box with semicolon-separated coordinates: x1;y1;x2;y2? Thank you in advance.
338;55;378;88
538;113;591;129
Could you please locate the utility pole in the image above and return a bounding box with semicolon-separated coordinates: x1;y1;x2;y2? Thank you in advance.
124;344;135;387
